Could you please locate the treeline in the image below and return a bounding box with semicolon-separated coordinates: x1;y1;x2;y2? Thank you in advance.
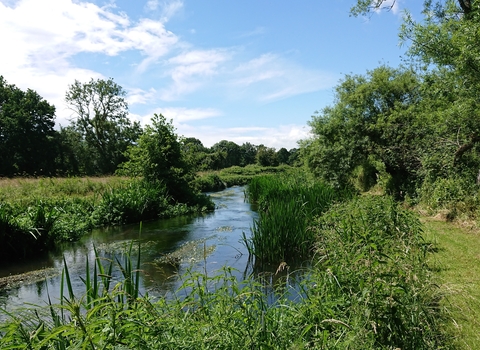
300;0;480;221
0;76;298;179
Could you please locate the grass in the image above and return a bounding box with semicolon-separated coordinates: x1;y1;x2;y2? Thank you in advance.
194;164;292;192
0;176;214;261
245;172;349;264
422;217;480;349
0;176;130;204
0;194;449;349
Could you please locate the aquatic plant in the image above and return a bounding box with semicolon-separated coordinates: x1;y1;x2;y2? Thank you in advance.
245;173;346;264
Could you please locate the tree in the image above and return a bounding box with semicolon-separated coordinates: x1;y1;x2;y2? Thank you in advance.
181;137;208;171
276;148;291;165
119;114;195;203
351;0;471;17
0;76;57;176
302;66;424;194
352;0;480;177
65;78;142;175
240;142;257;166
211;140;242;168
256;145;278;166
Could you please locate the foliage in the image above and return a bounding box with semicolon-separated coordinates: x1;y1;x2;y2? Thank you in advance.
92;179;171;226
0;176;213;261
194;164;292;192
0;206;449;349
118;114;198;204
0;76;57;177
256;144;279;166
65;78;142;175
311;195;447;349
245;172;345;264
301;65;424;197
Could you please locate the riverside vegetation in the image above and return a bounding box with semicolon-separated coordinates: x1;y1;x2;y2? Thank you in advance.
0;173;453;349
0;176;213;262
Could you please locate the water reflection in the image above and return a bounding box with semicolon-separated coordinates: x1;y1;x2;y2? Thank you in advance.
0;186;257;312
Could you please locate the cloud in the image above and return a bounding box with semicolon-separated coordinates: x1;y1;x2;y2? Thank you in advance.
160;0;184;21
150;107;223;122
237;26;266;38
230;53;337;102
160;49;231;100
373;0;401;15
0;0;179;123
127;87;158;105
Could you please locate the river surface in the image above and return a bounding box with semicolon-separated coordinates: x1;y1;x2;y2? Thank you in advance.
0;186;262;316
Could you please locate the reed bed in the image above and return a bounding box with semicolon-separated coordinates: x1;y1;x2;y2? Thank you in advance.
245;173;348;264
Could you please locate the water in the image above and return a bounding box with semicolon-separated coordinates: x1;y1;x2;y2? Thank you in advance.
0;186;260;315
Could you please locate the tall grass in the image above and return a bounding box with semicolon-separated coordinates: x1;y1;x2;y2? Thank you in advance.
310;195;448;349
0;177;214;262
245;173;348;264
0;213;449;349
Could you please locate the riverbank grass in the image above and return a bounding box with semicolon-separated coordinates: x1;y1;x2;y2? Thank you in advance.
422;218;480;349
0;176;214;262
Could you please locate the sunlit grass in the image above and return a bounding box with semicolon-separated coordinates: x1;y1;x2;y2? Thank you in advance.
422;218;480;349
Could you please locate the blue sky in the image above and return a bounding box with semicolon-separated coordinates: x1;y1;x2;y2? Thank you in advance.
0;0;423;149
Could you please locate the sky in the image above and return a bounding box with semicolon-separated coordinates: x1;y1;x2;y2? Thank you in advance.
0;0;423;150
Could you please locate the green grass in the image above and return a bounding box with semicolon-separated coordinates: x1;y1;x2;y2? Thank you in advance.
245;172;348;264
0;195;449;349
194;164;292;191
422;218;480;349
0;177;214;261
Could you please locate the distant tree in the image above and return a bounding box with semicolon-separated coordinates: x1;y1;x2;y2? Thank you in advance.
240;142;257;166
288;148;300;166
0;76;57;176
181;137;208;171
256;145;278;166
276;148;291;165
211;140;242;168
65;78;142;175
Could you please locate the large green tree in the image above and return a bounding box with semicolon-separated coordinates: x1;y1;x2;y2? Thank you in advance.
0;76;57;176
302;66;425;194
65;78;142;175
352;0;480;172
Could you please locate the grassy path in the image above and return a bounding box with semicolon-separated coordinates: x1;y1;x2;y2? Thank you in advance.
422;218;480;349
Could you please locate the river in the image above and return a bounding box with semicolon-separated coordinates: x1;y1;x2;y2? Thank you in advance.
0;186;260;316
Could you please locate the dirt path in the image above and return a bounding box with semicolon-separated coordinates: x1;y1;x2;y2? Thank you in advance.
422;218;480;349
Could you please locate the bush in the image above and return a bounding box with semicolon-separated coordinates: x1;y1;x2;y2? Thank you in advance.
311;195;446;349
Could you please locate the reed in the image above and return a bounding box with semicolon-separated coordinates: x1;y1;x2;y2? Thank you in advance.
245;173;346;264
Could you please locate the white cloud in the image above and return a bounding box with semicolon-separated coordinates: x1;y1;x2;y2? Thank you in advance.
127;87;158;105
145;0;159;11
160;0;184;21
132;107;222;128
373;0;401;15
160;49;231;100
176;123;310;149
151;107;223;122
230;53;337;102
0;0;179;123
